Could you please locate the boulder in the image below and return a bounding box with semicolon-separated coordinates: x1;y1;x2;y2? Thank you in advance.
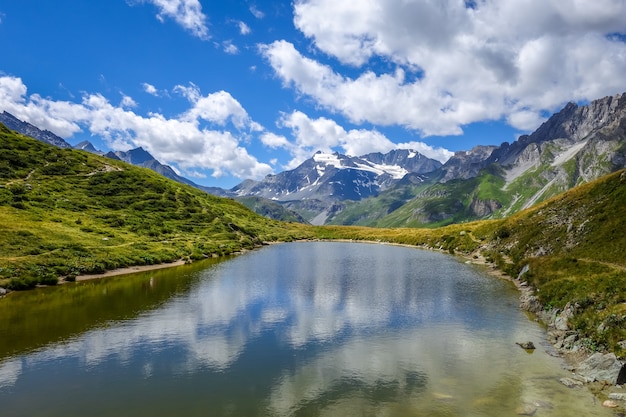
554;303;575;331
576;353;624;384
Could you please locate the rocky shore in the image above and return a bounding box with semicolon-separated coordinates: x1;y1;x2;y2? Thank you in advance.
514;263;626;411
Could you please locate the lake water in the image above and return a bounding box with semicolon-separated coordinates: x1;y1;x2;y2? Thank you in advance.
0;242;613;416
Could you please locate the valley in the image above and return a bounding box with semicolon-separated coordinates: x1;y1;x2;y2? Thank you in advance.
1;94;626;409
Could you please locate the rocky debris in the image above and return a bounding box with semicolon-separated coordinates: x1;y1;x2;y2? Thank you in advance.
609;393;626;401
575;353;624;384
603;400;619;408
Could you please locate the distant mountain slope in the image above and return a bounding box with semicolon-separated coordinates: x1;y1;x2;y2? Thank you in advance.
232;149;442;224
0;111;72;149
333;93;626;227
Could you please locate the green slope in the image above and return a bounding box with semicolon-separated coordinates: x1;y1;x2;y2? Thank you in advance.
0;124;313;289
372;166;509;228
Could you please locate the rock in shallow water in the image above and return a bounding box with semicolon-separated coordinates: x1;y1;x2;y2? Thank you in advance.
560;377;584;388
516;341;536;350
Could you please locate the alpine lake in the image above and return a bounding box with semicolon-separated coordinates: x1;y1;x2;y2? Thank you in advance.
0;242;614;416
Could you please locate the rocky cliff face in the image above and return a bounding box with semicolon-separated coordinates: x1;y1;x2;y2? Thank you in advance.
333;92;626;227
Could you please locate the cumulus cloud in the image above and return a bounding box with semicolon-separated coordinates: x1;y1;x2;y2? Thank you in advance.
0;75;272;180
277;110;452;169
261;0;626;137
174;83;254;130
131;0;209;40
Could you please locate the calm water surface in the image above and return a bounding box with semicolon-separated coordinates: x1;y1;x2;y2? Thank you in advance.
0;242;613;416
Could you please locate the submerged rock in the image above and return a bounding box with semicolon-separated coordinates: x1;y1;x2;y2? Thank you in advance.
560;377;584;388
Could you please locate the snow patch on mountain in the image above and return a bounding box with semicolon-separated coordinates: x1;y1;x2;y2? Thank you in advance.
313;152;408;179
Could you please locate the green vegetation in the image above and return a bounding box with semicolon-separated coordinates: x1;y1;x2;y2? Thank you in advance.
372;166;508;228
2;122;625;357
0;124;313;290
235;196;307;223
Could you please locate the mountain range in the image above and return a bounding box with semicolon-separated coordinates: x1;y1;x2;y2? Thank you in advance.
2;91;625;227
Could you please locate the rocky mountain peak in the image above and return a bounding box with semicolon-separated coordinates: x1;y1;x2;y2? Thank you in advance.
0;111;72;149
520;93;626;146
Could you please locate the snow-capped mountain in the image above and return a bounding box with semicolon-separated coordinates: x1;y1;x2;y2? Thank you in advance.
232;149;441;202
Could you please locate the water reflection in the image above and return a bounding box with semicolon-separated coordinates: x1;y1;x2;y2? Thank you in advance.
0;242;613;416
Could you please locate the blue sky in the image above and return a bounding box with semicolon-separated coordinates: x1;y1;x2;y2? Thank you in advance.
1;0;626;188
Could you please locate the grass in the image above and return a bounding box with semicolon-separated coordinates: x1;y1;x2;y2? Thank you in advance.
0;125;314;289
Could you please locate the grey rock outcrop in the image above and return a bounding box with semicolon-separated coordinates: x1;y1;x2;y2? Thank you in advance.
575;353;624;384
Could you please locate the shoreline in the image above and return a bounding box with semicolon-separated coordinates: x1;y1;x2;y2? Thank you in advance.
73;259;188;282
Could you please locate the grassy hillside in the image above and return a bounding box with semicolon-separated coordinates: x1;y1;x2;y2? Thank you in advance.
0;124;313;289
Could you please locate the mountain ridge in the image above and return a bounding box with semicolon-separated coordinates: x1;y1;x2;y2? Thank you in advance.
329;92;626;227
3;91;626;228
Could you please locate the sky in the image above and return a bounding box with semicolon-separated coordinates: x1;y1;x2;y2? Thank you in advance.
1;0;626;188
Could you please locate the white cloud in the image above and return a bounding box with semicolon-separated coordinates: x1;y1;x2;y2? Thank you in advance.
277;110;452;169
260;132;290;149
120;94;137;109
238;21;251;35
261;0;626;138
175;84;252;130
132;0;209;40
249;5;264;19
222;40;239;55
0;75;272;180
142;82;159;96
